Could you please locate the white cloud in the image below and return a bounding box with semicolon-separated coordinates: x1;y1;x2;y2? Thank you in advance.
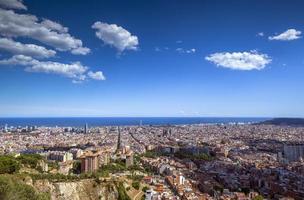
205;51;271;70
0;55;38;66
269;29;301;41
176;48;196;54
0;0;26;10
0;55;105;82
257;32;264;37
0;8;90;54
41;19;68;33
154;47;170;52
92;21;138;52
0;38;56;58
71;47;91;55
26;61;88;80
88;71;106;80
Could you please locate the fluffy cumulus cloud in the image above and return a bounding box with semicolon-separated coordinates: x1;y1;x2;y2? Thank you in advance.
0;38;56;58
205;51;271;70
87;71;106;80
0;8;90;54
71;47;91;55
176;48;196;54
269;29;301;41
92;21;138;52
0;54;38;66
0;1;103;82
0;0;26;10
41;19;68;33
0;55;104;82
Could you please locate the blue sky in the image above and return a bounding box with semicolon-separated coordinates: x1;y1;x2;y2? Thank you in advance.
0;0;303;117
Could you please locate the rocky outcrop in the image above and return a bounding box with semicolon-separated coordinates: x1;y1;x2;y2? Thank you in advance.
32;178;119;200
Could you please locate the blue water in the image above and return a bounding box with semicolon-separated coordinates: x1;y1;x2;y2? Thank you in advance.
0;117;269;127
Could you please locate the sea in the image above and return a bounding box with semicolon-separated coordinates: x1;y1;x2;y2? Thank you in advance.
0;117;269;127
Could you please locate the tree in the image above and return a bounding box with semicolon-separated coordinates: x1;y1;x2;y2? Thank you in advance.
17;154;43;168
116;182;131;200
0;175;50;200
0;156;20;174
132;181;140;190
142;186;149;192
253;195;264;200
71;161;81;174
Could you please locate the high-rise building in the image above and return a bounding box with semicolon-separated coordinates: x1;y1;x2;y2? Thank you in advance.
125;153;134;167
79;151;99;173
283;143;304;163
3;124;8;132
84;123;89;134
47;151;73;162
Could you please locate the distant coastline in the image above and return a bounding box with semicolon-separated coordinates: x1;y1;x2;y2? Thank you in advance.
259;118;304;126
0;117;269;127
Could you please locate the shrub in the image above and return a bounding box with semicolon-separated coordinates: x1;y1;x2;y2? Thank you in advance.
116;182;131;200
0;175;50;200
253;195;264;200
0;156;20;174
17;154;43;168
142;186;149;192
132;181;140;190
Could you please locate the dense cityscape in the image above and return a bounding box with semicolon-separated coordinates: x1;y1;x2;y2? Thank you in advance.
1;0;304;200
1;121;304;200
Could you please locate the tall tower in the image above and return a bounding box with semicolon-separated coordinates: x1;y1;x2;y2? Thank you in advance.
116;126;121;152
4;124;8;132
84;123;89;134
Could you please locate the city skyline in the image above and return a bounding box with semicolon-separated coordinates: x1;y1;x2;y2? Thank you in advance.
0;0;304;117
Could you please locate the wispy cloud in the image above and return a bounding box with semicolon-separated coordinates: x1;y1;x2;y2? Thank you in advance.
257;32;264;37
0;38;56;58
0;55;104;82
176;48;196;54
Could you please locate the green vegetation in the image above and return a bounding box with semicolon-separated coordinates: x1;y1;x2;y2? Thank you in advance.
142;164;154;174
142;186;149;192
142;150;170;158
71;160;81;174
134;154;141;164
100;162;126;174
253;195;264;200
17;154;43;168
213;185;224;193
142;149;213;161
132;181;140;190
241;187;250;195
127;174;143;182
29;173;80;182
0;155;21;174
127;164;141;171
0;175;50;200
116;182;131;200
0;154;45;174
174;151;213;161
